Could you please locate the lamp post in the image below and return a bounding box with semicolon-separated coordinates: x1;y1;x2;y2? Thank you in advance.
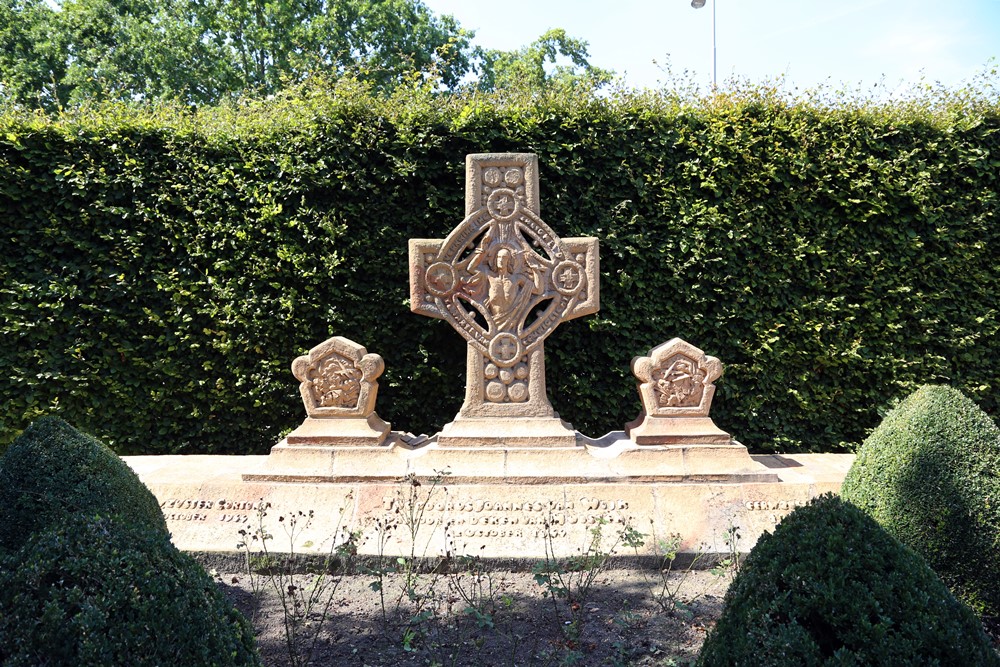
690;0;717;87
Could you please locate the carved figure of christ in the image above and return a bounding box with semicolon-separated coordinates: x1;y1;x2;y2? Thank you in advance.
408;154;600;446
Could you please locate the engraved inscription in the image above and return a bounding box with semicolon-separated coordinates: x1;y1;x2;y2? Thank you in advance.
376;495;633;541
159;497;262;524
744;500;806;511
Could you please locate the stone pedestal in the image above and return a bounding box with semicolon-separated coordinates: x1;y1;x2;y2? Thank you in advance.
251;336;391;480
286;415;390;446
129;452;853;559
625;413;731;445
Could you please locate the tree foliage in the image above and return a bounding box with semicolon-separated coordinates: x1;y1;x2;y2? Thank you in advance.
0;0;476;109
475;28;613;93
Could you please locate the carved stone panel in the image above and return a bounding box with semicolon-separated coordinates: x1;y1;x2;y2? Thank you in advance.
292;336;385;418
632;338;722;418
628;338;732;446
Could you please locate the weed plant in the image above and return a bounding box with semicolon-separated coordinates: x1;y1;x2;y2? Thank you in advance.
236;500;357;667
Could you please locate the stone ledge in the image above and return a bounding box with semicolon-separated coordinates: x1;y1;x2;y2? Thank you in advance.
241;430;766;482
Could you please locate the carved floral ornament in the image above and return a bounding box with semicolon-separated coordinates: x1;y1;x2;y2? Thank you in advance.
631;338;722;418
291;336;384;417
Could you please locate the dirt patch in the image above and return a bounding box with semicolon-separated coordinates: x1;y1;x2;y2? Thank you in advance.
215;565;732;666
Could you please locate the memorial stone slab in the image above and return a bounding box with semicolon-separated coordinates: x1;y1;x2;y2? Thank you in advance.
122;151;857;560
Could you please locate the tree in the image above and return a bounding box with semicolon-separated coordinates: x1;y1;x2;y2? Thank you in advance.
0;0;476;109
0;0;68;108
474;28;613;93
204;0;475;94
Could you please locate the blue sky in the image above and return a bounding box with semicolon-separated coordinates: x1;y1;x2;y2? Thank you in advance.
423;0;1000;95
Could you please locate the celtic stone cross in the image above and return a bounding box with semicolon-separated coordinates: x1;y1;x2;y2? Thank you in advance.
409;154;599;446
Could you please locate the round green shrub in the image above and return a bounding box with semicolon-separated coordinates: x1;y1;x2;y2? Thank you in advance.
697;494;998;667
841;385;1000;619
0;514;260;667
0;416;167;552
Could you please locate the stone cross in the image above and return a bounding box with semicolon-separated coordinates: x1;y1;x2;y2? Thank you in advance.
409;154;599;446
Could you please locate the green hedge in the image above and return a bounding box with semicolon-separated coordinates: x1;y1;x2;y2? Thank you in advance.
0;416;167;552
842;385;1000;620
1;81;998;454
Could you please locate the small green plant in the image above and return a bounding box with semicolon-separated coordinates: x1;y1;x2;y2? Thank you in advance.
236;499;357;667
448;553;503;628
359;512;396;627
708;523;741;581
532;517;640;651
394;472;451;631
608;602;645;667
358;471;452;651
441;552;518;666
629;527;712;618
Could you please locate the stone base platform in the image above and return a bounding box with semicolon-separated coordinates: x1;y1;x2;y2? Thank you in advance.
243;432;768;483
124;451;853;559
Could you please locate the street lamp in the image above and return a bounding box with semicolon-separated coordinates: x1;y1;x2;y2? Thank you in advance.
690;0;717;87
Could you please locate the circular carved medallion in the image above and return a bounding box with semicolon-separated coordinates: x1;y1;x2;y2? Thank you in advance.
551;260;584;296
488;332;522;368
483;167;502;187
485;380;506;402
424;262;456;297
486;189;520;222
508;381;528;402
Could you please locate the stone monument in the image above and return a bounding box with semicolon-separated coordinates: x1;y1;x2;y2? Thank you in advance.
123;151;854;559
248;152;760;481
409;153;598;446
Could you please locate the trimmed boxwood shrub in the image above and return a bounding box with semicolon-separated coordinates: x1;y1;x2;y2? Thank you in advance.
0;514;260;667
841;385;1000;620
0;416;167;552
697;494;998;666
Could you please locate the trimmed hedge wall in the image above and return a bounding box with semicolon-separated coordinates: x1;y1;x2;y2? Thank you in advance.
1;82;998;454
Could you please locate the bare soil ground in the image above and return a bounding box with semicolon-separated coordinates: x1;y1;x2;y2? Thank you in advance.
215;565;732;667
